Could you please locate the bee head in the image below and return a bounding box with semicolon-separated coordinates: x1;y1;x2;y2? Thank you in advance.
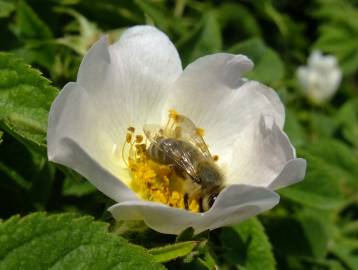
197;161;222;187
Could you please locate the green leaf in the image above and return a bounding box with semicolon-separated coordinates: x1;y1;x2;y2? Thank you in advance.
266;209;330;259
178;11;222;65
280;151;348;209
220;218;276;270
0;0;15;18
229;38;284;84
10;0;56;70
280;138;358;209
307;139;358;180
216;3;261;40
0;161;31;190
297;211;329;259
134;0;169;31
0;213;165;270
336;98;358;147
12;0;52;40
149;241;199;263
55;7;102;56
309;112;338;138
332;238;358;270
62;176;97;197
284;109;307;147
0;53;58;153
314;0;358;75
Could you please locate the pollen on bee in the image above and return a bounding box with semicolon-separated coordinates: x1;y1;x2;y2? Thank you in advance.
121;126;200;213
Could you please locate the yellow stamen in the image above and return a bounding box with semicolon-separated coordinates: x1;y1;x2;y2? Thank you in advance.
196;127;205;137
123;128;200;212
126;133;132;143
169;109;179;121
135;135;143;143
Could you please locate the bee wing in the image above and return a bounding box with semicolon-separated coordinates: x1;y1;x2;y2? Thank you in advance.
159;142;200;182
164;114;212;159
144;123;200;181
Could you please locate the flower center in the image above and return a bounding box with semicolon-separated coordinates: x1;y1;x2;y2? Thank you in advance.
121;110;221;213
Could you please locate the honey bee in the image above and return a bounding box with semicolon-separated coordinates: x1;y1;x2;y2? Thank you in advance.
143;112;224;212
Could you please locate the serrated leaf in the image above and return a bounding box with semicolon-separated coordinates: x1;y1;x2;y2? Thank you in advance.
149;241;199;263
0;53;58;153
0;213;165;270
220;218;276;270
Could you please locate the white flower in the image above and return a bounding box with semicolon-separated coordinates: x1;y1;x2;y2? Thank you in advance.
48;26;306;235
297;50;342;104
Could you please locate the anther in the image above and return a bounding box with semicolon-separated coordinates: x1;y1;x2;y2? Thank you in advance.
126;133;132;143
213;155;219;162
169;109;178;119
135;135;143;143
196;128;205;137
128;127;135;133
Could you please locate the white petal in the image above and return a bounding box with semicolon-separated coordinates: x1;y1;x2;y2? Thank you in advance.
48;83;137;201
49;26;182;198
268;158;307;190
109;184;279;235
167;57;285;164
226;115;295;187
78;26;182;142
308;50;323;67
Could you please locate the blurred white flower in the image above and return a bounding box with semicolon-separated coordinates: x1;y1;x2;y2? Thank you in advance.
297;50;342;104
47;26;306;234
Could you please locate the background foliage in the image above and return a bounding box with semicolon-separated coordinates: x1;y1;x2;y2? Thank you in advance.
0;0;357;269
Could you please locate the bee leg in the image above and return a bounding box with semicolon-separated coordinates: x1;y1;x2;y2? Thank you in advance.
198;197;204;213
184;193;189;210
